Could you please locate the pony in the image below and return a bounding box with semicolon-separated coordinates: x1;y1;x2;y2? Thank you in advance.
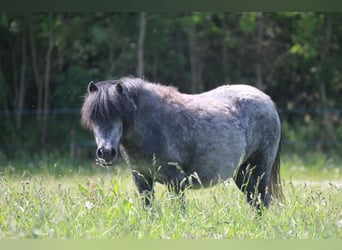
81;77;283;211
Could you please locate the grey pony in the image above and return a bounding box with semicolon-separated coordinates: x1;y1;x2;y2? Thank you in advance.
81;77;283;210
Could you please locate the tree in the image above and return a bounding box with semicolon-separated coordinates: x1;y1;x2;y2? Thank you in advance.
40;13;55;146
0;12;342;153
137;12;146;78
15;25;28;129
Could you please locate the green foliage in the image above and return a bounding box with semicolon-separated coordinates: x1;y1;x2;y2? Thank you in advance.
0;12;8;28
290;14;321;55
0;12;341;153
239;12;258;34
90;25;109;44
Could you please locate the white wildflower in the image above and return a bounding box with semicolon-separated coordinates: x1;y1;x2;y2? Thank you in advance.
337;219;342;229
85;201;94;210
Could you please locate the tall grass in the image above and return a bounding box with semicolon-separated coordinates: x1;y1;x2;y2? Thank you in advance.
0;152;341;239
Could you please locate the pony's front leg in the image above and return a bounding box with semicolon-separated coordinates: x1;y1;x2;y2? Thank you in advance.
166;176;188;196
132;170;154;207
166;171;189;210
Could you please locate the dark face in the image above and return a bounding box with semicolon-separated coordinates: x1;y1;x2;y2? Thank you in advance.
82;80;127;165
93;119;123;165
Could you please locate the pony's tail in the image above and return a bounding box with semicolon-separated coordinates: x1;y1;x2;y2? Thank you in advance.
268;140;284;203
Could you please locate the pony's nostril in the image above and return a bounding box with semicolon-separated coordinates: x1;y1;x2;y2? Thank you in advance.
97;147;116;161
97;148;104;158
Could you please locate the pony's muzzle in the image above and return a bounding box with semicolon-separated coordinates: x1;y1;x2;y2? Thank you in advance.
97;147;117;163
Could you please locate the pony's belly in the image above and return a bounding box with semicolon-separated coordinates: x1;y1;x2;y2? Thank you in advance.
187;166;236;188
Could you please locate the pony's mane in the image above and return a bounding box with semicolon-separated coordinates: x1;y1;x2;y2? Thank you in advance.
81;79;139;129
81;81;114;128
81;77;179;129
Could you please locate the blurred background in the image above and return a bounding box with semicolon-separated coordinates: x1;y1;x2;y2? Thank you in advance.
0;12;341;160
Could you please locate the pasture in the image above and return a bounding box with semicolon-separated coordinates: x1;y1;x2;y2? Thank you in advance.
0;152;341;239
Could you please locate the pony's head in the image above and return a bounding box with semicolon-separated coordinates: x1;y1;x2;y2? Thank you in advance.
81;79;136;165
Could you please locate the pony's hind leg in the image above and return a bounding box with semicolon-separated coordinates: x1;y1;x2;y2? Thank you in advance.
234;155;271;211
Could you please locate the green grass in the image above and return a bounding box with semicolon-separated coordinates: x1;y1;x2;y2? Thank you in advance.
281;151;342;181
0;152;341;239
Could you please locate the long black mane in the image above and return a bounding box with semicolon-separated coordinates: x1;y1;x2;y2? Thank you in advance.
81;78;139;130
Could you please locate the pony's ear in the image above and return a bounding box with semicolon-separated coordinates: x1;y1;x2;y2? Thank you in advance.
88;81;97;93
116;82;124;94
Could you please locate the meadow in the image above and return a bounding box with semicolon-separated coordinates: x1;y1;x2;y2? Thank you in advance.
0;152;341;239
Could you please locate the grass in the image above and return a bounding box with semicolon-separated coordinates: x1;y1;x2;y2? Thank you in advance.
0;152;341;239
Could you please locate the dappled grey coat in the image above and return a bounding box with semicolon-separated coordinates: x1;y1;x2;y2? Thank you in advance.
81;77;283;210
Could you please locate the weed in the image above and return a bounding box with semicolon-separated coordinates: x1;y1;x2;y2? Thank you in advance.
0;152;341;238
